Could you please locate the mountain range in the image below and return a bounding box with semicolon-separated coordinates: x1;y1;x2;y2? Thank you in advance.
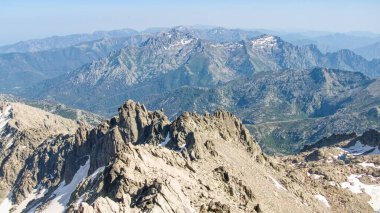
0;35;150;92
146;68;380;153
354;42;380;60
1;27;380;91
23;29;380;111
0;27;375;154
0;26;379;153
0;29;139;54
284;32;380;54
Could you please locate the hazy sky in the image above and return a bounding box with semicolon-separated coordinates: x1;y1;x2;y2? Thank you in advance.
1;0;380;45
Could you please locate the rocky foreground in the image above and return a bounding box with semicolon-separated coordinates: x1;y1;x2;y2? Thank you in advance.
0;101;379;212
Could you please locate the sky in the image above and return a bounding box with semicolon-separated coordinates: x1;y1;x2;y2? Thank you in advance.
1;0;380;45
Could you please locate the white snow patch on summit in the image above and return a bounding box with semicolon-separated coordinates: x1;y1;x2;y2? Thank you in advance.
172;38;193;48
341;174;380;212
164;38;194;50
252;36;277;48
180;38;193;45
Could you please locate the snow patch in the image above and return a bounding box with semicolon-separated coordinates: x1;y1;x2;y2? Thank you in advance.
165;38;194;50
312;174;324;179
74;194;86;210
90;166;105;183
269;176;287;191
210;43;243;49
314;194;330;208
343;141;380;155
178;143;187;152
0;105;12;131
307;172;324;180
159;133;171;147
13;186;47;213
0;193;13;213
180;38;193;45
252;36;277;48
341;174;380;211
358;162;380;169
31;157;91;213
370;147;380;155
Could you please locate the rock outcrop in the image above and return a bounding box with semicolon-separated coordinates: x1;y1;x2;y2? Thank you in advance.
0;102;78;204
274;130;380;212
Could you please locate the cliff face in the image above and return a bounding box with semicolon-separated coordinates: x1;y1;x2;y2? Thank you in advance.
0;100;379;213
0;102;78;204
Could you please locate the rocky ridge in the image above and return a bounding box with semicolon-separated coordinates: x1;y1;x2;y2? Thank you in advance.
0;94;104;126
275;129;380;212
0;100;379;212
0;29;139;54
0;102;79;207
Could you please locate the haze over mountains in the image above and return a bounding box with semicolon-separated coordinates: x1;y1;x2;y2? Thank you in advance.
25;30;380;108
0;34;149;91
0;29;139;53
0;26;379;154
1;26;379;92
354;42;380;60
283;32;380;54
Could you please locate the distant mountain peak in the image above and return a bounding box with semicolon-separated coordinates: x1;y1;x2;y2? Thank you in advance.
171;25;192;32
208;27;230;33
164;28;194;39
251;34;283;48
141;28;196;49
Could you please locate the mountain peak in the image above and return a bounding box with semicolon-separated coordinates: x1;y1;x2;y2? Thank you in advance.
171;25;192;32
141;28;196;49
208;27;230;34
251;34;283;48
